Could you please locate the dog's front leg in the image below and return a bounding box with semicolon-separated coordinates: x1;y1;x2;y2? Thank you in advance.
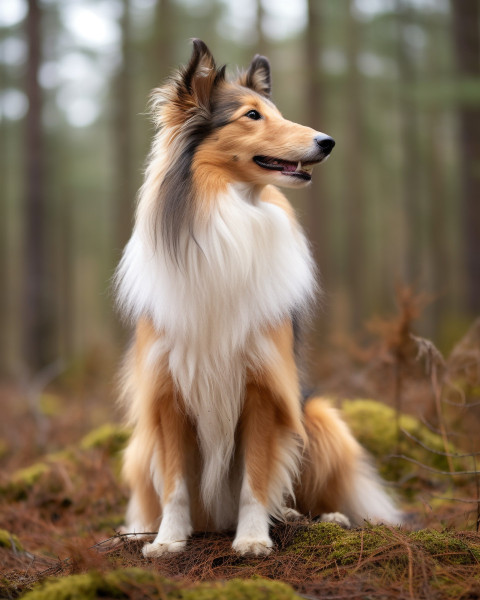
142;396;193;557
142;475;192;557
233;384;276;556
233;385;302;555
233;472;272;556
233;323;306;556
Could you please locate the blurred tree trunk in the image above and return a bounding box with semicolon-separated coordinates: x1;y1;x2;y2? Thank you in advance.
153;0;174;82
23;0;51;372
450;0;480;315
425;109;448;325
114;0;134;253
305;0;327;276
57;161;75;360
425;16;449;330
0;28;7;373
395;0;421;283
256;0;267;57
344;0;366;327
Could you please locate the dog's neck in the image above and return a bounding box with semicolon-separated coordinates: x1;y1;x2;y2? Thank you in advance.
230;182;265;205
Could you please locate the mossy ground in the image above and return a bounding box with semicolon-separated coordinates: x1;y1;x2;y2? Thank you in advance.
342;399;465;481
0;529;23;552
1;387;479;599
79;423;131;455
289;522;480;567
4;521;479;600
20;570;300;600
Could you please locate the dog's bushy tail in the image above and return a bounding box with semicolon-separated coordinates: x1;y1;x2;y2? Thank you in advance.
341;454;403;526
299;397;403;527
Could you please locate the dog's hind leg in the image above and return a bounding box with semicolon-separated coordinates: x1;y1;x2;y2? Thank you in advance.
297;398;402;526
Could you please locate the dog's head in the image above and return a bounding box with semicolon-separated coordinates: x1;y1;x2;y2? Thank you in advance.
152;39;335;190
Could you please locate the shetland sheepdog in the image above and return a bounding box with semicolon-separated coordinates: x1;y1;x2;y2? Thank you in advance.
115;39;402;558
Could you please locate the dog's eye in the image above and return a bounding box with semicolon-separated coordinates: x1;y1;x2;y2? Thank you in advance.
245;110;262;120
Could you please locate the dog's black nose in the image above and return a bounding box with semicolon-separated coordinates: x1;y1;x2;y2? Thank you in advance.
315;136;335;154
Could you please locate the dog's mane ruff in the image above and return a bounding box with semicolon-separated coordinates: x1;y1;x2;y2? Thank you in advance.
140;41;228;262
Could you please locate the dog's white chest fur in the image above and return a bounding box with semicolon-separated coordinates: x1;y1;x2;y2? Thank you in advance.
116;184;315;525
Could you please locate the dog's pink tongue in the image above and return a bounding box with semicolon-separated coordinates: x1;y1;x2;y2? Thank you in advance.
280;160;297;172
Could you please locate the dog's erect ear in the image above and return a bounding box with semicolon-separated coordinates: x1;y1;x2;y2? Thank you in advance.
179;39;226;109
183;40;216;91
239;54;271;98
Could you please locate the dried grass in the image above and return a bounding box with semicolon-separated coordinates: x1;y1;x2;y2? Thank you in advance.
1;301;480;598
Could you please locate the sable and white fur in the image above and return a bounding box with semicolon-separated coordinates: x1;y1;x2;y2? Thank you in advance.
115;40;402;557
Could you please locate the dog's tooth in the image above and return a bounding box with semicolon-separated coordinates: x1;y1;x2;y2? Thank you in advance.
297;161;301;171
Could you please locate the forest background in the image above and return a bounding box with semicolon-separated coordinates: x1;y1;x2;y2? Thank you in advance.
1;0;479;388
1;2;480;597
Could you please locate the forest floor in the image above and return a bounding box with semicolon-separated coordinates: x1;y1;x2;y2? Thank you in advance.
1;296;480;599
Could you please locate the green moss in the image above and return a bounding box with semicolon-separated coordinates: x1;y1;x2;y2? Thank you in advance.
13;462;50;486
39;393;64;417
291;524;399;566
328;528;390;566
342;399;463;479
21;569;300;600
46;449;75;463
288;523;480;572
183;578;300;599
0;528;23;552
288;524;409;579
2;425;127;502
96;514;125;531
411;529;480;564
21;569;149;600
288;522;346;554
7;462;51;499
3;450;78;500
80;424;130;455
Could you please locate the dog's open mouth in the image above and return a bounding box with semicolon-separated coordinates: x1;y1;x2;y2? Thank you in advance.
253;156;320;181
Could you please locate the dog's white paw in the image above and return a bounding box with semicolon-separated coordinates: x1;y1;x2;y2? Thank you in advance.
319;512;351;528
281;507;303;521
142;539;187;557
232;536;273;557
